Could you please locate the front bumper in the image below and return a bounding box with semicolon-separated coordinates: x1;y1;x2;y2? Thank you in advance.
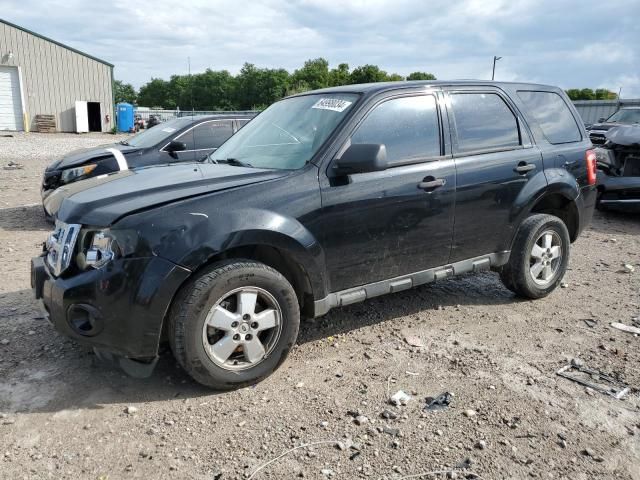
31;255;191;359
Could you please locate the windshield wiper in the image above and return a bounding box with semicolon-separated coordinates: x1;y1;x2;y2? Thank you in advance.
215;158;253;167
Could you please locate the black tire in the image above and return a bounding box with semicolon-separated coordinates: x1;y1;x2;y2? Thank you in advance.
168;259;300;390
500;214;570;299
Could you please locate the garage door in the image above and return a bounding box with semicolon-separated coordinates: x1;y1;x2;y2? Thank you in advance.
0;66;24;131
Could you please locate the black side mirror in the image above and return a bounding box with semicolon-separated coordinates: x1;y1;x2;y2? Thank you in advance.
166;140;187;153
598;117;606;123
333;143;388;176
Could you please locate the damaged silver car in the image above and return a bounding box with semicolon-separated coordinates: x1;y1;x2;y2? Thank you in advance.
596;124;640;213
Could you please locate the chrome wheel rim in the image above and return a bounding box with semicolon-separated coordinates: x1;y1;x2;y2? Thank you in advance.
202;286;282;371
529;230;562;286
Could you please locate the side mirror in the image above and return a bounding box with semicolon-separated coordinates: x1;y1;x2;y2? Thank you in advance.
598;117;606;123
165;140;187;158
333;143;388;176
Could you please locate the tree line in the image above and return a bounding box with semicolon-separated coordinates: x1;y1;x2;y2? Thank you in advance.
114;58;435;110
113;58;619;110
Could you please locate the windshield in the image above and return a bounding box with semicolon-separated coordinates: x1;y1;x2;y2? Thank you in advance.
606;109;640;124
210;93;359;169
125;117;194;148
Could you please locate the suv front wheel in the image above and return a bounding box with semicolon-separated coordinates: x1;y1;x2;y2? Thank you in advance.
168;260;300;389
500;214;570;299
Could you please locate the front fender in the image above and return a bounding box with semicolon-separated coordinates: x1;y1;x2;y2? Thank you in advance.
118;206;327;300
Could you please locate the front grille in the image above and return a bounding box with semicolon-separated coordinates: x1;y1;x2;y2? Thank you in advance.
45;221;81;276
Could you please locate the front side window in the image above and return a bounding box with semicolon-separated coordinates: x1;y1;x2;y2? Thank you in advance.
450;93;520;153
192;121;234;150
517;91;581;144
210;93;359;170
351;95;441;163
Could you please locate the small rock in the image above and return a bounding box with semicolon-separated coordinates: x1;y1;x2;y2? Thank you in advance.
475;440;487;450
558;439;567;449
321;468;334;477
463;409;477;417
383;426;401;437
622;264;635;273
0;339;9;346
435;429;444;436
571;358;584;368
381;409;398;420
392;439;400;448
320;421;329;428
164;419;175;426
354;415;369;426
2;419;15;425
560;282;568;288
295;381;304;389
238;421;246;427
124;406;138;414
389;390;411;406
404;335;424;348
527;377;535;386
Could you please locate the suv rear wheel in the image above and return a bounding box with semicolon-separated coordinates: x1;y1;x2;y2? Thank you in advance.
500;214;570;299
168;260;300;389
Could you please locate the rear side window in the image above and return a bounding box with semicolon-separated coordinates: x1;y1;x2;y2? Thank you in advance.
517;91;582;144
351;95;441;163
450;93;520;153
192;121;234;150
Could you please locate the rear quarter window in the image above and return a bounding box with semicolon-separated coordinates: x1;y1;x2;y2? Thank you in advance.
517;91;582;144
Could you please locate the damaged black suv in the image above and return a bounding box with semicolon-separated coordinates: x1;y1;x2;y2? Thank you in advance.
31;81;597;389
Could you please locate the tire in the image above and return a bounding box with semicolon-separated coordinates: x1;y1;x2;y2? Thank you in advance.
168;259;300;390
500;214;570;299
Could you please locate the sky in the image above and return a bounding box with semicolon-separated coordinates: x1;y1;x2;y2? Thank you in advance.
2;0;639;96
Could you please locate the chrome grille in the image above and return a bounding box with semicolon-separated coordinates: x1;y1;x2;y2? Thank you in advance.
45;220;81;276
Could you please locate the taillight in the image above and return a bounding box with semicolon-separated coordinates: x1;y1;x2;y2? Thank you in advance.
585;149;597;186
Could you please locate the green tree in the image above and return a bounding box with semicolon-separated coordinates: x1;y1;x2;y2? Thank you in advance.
137;78;171;108
565;88;617;100
113;80;137;104
328;63;350;86
291;58;330;90
386;73;404;81
406;71;436;81
349;64;389;84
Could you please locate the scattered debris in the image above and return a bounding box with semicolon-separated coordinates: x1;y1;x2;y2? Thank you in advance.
474;440;487;450
582;318;598;328
381;409;398;420
424;392;453;411
556;364;630;399
621;263;635;274
463;409;477;418
404;335;424;348
3;161;23;170
390;390;411;406
246;440;340;480
354;415;369;426
610;322;640;335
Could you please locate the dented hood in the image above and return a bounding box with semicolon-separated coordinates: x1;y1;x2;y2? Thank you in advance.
604;124;640;147
47;143;141;170
50;162;289;226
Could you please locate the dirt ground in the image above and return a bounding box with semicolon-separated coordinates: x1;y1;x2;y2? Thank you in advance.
1;133;639;480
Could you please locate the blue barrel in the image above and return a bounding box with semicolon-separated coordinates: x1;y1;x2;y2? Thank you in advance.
116;103;134;132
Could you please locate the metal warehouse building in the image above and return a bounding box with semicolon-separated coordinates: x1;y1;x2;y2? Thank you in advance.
0;18;113;132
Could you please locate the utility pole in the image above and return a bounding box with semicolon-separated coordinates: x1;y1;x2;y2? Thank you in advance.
492;56;502;80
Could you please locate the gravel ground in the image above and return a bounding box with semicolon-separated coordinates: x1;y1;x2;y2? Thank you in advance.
0;133;639;480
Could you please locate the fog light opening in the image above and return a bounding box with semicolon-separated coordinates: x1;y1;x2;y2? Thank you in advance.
67;304;103;336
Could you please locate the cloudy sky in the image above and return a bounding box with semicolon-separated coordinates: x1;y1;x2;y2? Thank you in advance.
2;0;639;95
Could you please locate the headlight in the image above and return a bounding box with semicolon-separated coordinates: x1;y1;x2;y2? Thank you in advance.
60;164;97;184
84;231;120;269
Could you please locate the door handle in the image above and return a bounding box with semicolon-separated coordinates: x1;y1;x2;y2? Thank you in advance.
418;177;446;190
514;162;536;174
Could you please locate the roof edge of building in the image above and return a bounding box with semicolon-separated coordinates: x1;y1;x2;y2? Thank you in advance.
0;18;114;68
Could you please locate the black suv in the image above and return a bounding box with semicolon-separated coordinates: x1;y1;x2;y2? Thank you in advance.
585;107;640;145
31;81;597;389
41;114;255;217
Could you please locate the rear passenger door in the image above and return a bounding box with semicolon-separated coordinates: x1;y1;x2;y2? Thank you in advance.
444;88;543;263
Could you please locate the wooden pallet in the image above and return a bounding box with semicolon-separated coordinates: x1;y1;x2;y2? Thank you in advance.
35;114;57;133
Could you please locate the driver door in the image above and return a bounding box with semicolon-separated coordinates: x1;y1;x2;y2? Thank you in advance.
316;93;456;292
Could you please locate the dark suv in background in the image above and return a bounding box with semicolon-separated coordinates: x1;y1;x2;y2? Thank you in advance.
41;114;255;217
32;81;597;389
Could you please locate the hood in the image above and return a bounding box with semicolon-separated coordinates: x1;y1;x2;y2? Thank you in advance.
47;143;141;170
50;162;290;226
604;124;640;147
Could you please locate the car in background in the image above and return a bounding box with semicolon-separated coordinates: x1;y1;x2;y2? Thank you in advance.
586;107;640;145
41;114;255;217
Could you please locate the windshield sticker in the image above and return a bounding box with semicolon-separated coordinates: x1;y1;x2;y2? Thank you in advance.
162;127;176;133
312;98;352;113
